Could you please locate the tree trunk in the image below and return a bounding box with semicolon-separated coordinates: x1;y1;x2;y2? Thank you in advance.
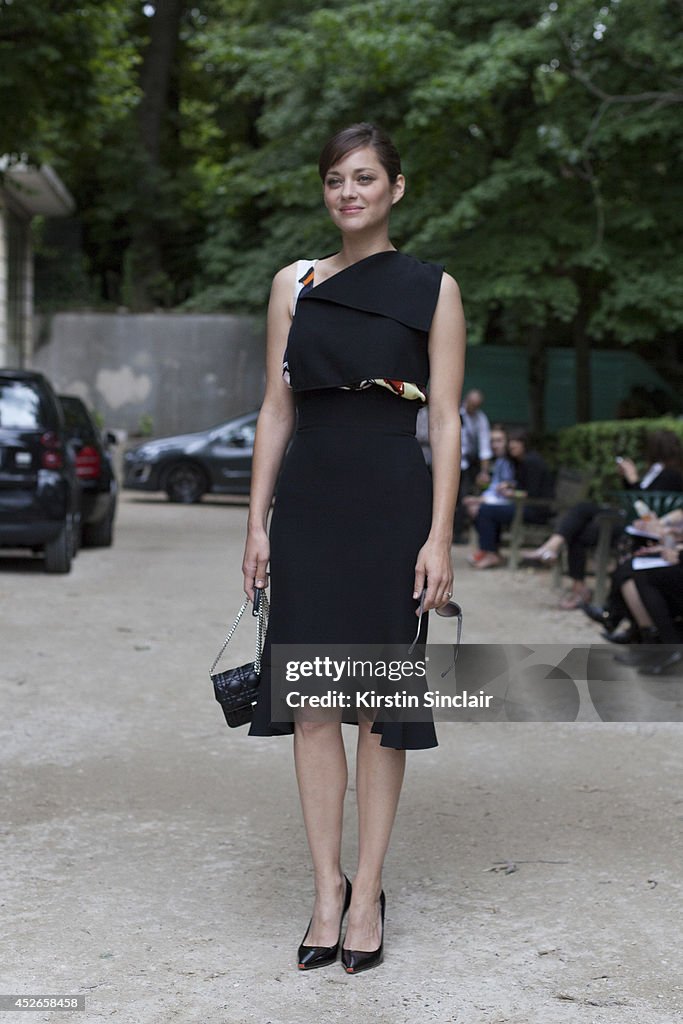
125;0;184;310
574;313;592;423
138;0;184;164
527;326;546;438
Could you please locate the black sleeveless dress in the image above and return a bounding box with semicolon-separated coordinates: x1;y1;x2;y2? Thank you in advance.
249;251;443;749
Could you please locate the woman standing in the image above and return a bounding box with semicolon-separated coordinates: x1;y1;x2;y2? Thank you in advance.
241;123;465;973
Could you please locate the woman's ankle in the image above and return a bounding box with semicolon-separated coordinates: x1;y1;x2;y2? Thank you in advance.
349;875;382;899
313;868;345;892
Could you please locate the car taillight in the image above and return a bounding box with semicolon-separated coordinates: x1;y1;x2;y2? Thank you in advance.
40;431;64;470
76;445;101;479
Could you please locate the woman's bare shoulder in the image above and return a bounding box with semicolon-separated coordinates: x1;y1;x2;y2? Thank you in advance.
268;263;301;317
271;261;299;291
438;270;461;298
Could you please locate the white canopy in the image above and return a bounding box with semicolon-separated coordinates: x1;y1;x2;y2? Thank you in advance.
1;160;75;218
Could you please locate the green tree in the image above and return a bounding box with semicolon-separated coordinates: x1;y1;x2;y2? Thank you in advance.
187;0;683;429
0;0;138;161
5;0;680;428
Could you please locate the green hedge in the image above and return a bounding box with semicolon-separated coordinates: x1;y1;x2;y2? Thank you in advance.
555;417;683;502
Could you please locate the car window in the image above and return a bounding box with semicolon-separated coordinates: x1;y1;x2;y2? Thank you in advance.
0;381;50;429
60;398;97;442
219;422;256;445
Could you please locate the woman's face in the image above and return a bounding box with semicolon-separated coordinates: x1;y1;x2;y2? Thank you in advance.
490;431;507;457
507;439;525;460
322;146;405;234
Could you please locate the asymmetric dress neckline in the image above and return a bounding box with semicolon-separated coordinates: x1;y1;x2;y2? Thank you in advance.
284;251;443;403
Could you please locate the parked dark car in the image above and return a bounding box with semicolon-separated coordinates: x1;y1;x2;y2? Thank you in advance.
59;395;118;547
0;369;80;572
123;411;257;502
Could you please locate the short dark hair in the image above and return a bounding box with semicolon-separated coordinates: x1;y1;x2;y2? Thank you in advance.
318;123;402;183
645;429;683;470
507;427;529;447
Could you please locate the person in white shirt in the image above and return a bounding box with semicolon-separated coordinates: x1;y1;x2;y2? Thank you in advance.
453;389;493;542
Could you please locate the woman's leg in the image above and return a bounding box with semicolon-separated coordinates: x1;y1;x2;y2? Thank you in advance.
527;502;600;563
560;522;597;605
557;501;600;542
474;505;503;552
344;717;405;951
601;558;634;623
472;505;513;566
293;719;348;946
524;532;564;560
566;533;590;582
620;578;655;629
634;566;683;644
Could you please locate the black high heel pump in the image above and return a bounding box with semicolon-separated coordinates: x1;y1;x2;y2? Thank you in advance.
341;890;386;975
297;875;352;970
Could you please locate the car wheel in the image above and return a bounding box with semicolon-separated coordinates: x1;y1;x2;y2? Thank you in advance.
164;462;207;503
44;517;73;573
82;506;115;547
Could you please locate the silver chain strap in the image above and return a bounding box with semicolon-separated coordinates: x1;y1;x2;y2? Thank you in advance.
254;591;269;674
210;591;270;677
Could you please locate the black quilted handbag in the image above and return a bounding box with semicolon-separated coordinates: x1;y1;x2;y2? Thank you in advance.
210;589;269;728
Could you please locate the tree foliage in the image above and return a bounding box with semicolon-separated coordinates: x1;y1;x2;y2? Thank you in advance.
2;0;682;422
187;0;683;343
0;0;138;161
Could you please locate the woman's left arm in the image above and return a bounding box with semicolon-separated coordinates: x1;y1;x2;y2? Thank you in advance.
413;272;466;611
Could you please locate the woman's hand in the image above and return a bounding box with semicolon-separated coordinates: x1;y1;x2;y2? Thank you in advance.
617;457;639;485
242;527;270;602
633;515;661;534
634;542;680;563
413;539;454;612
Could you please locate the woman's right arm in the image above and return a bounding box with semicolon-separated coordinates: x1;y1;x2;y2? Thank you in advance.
617;458;640;487
242;264;297;601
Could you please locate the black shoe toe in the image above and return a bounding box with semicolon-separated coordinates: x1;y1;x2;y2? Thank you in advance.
637;650;683;676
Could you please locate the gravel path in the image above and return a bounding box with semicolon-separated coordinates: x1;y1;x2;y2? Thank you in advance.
1;495;680;1023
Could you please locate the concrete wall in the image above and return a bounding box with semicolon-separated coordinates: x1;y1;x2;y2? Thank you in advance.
0;203;8;365
30;311;266;437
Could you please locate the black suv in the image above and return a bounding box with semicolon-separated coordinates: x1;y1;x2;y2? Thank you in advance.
0;369;80;572
59;395;118;547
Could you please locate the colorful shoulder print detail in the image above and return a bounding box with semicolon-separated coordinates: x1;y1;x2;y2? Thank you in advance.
298;264;315;295
282;260;427;402
283;261;316;388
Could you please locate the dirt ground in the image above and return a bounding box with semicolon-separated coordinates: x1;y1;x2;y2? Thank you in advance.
1;493;681;1024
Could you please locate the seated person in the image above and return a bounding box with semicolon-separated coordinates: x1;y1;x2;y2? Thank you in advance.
523;429;683;609
600;520;683;674
463;424;515;547
469;428;554;570
583;508;683;641
631;531;683;674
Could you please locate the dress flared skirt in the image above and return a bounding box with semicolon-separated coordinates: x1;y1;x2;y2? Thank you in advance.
249;387;437;749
